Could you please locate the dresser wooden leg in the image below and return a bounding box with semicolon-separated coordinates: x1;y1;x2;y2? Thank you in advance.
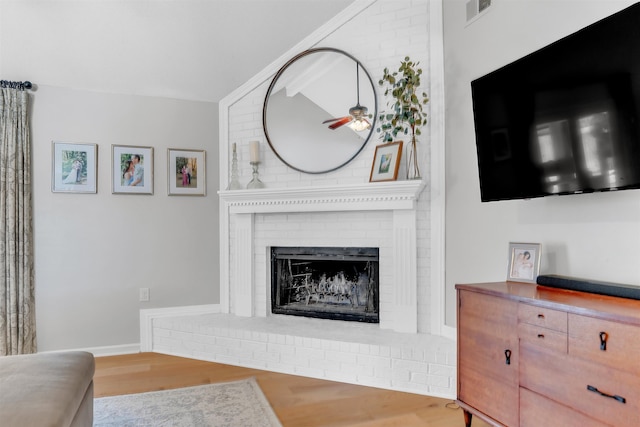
463;409;472;427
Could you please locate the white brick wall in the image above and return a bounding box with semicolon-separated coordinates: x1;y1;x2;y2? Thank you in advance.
225;0;432;332
228;0;430;190
151;312;456;398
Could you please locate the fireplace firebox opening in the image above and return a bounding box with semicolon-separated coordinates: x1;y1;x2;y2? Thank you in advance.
270;246;379;323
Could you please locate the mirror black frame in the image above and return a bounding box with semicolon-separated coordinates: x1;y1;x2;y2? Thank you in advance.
263;47;377;174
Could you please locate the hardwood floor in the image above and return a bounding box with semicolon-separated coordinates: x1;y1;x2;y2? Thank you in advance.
94;352;490;427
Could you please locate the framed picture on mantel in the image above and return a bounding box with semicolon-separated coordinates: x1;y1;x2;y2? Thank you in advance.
507;242;541;283
369;141;403;182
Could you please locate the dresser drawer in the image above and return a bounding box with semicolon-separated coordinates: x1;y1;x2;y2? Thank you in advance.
518;303;567;332
520;387;609;427
521;343;640;427
518;322;567;353
568;314;640;376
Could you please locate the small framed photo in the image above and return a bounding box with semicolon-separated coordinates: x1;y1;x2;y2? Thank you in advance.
168;148;206;196
369;141;403;182
51;142;97;193
112;145;154;195
507;242;541;283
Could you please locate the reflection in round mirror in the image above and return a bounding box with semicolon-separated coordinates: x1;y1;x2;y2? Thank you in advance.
263;48;377;174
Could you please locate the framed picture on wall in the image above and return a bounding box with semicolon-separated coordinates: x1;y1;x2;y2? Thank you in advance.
507;242;541;283
111;145;154;195
369;141;403;182
167;148;206;196
51;141;97;193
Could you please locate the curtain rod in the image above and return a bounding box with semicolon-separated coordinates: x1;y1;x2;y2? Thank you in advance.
0;80;33;90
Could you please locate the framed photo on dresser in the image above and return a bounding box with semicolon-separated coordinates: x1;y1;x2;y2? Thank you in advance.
507;242;541;283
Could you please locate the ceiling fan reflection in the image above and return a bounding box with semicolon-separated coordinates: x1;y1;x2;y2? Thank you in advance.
323;63;371;131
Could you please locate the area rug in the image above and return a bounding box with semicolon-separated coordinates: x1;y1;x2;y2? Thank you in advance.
93;377;282;427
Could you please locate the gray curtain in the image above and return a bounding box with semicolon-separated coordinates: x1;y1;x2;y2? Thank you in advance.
0;84;35;355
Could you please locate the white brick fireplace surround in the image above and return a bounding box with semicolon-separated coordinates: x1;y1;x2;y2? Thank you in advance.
141;181;456;398
225;181;425;332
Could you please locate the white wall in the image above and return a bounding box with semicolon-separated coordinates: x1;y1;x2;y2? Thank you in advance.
443;0;640;325
31;86;219;352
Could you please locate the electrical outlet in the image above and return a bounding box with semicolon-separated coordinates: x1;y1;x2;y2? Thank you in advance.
139;287;150;302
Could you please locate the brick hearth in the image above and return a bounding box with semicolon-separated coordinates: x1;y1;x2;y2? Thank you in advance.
141;308;456;398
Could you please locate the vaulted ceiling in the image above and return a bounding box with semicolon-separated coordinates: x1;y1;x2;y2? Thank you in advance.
0;0;354;102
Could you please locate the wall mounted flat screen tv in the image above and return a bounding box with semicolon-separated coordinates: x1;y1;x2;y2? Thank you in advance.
472;3;640;202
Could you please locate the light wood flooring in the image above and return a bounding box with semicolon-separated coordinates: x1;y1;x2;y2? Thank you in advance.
94;352;490;427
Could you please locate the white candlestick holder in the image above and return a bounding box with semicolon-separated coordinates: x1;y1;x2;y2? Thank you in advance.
246;161;265;189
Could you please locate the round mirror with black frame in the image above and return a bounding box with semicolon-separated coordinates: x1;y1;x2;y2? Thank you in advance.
263;48;377;174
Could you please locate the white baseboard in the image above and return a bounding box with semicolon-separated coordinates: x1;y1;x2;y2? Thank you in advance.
139;304;221;352
86;343;141;356
42;343;140;357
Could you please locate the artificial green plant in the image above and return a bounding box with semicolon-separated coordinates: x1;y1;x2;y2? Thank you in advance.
377;56;429;179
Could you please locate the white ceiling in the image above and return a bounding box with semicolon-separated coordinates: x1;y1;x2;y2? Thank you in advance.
0;0;354;103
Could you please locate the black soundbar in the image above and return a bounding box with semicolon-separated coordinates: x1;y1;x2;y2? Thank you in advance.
536;274;640;301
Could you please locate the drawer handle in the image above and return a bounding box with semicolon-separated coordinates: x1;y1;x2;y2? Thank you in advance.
587;385;626;404
599;331;608;351
504;349;512;365
537;314;545;319
537;334;545;339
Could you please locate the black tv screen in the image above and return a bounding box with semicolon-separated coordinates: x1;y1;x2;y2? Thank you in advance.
472;3;640;202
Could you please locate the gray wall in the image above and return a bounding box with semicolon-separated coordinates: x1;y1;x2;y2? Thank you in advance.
32;86;219;351
443;0;640;325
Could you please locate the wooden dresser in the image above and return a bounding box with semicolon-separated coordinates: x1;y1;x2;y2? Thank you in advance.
456;281;640;427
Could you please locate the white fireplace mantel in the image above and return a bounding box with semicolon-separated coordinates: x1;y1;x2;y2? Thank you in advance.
219;180;426;213
218;180;426;333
